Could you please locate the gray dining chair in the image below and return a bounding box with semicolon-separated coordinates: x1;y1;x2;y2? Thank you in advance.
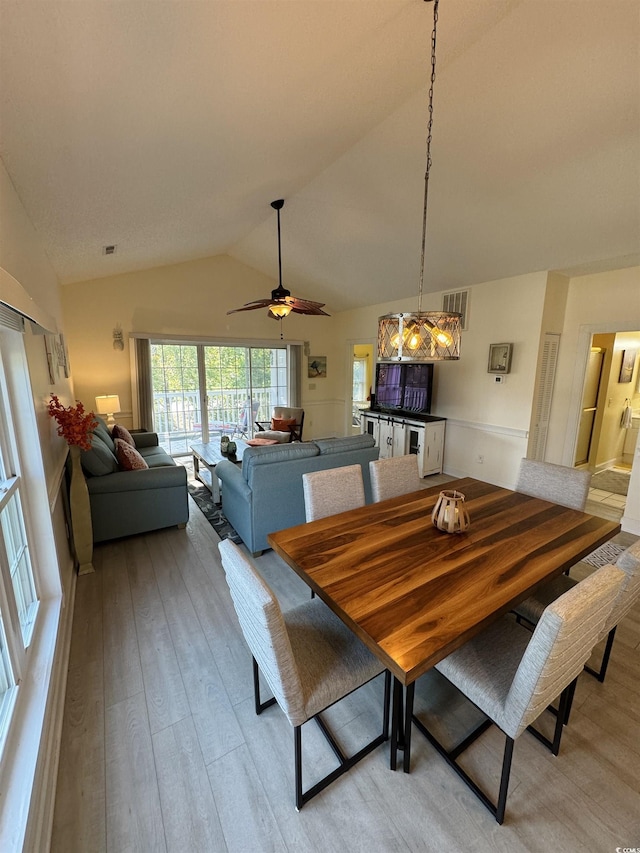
369;455;421;502
513;539;640;682
218;539;390;810
412;563;623;824
302;464;365;521
515;458;591;511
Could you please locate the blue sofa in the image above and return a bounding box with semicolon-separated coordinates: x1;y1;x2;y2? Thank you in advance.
215;434;379;555
79;417;189;543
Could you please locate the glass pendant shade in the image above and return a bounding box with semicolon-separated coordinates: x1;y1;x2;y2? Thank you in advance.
378;312;461;363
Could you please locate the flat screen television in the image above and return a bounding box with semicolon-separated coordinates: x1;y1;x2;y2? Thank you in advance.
373;362;433;415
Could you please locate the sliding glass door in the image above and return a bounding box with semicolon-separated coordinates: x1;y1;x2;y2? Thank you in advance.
150;342;289;455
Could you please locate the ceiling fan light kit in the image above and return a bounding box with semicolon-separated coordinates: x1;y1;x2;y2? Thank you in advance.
377;0;461;364
227;199;329;338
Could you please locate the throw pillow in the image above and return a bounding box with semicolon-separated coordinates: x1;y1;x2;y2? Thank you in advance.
114;437;148;471
111;423;135;446
271;417;297;432
246;437;279;446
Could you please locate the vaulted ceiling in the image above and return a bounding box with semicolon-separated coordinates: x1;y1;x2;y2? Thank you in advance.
1;0;638;312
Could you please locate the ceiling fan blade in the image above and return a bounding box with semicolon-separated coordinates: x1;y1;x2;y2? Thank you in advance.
227;299;274;314
290;304;331;316
289;296;327;309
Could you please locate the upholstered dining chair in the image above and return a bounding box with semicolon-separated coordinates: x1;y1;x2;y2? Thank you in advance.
513;539;640;683
302;464;366;599
369;455;421;502
255;406;304;443
411;563;623;824
515;458;591;511
218;539;390;810
302;464;366;522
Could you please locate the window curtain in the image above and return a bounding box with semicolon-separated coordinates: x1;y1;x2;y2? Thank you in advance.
287;344;302;407
133;337;153;430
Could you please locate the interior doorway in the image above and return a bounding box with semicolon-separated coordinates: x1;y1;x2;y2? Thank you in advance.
574;330;640;518
347;340;374;435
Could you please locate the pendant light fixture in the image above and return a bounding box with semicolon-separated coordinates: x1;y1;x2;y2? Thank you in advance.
377;0;461;363
228;199;329;339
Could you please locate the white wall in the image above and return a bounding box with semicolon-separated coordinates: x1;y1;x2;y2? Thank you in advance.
334;271;548;487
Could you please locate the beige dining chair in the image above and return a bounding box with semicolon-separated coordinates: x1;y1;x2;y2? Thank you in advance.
513;539;640;683
515;458;591;511
302;464;365;521
369;455;421;502
412;563;623;824
218;539;390;810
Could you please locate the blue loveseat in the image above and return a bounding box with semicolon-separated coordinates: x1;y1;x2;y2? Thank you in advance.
79;417;189;542
215;434;379;555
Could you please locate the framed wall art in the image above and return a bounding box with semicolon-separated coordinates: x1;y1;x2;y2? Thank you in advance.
618;348;637;384
308;356;327;378
487;343;513;374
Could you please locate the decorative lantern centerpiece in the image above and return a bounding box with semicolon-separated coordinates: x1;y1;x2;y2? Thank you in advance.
431;490;470;534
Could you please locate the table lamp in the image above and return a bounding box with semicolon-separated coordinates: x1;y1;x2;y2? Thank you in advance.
95;394;121;426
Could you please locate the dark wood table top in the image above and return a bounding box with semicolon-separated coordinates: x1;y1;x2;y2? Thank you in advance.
268;477;620;685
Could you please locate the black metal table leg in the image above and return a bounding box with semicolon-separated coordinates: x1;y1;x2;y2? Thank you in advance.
403;682;415;773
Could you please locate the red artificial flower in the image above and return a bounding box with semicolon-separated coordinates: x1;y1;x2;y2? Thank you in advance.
47;395;98;451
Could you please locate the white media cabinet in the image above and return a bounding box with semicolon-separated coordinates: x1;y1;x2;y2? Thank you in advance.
361;410;445;477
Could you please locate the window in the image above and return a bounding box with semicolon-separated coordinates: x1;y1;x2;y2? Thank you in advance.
352;357;368;405
150;342;291;454
0;349;39;755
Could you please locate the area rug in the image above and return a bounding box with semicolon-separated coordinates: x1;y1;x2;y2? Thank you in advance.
582;542;625;569
590;468;630;496
187;481;242;543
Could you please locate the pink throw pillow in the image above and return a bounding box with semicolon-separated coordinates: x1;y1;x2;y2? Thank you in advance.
112;423;135;446
114;437;148;470
247;438;279;446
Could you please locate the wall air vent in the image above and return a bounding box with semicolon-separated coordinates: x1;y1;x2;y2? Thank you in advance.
442;289;469;330
102;245;117;255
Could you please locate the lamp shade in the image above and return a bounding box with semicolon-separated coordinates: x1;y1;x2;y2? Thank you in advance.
95;395;120;416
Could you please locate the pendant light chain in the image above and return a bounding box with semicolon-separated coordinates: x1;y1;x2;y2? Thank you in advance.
418;0;439;315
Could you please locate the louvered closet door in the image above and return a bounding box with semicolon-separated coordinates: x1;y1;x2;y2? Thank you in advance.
528;333;560;461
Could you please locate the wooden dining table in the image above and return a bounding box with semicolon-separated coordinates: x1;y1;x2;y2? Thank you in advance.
267;476;621;772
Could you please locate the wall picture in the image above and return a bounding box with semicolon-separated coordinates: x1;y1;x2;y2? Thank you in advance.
308;356;327;378
488;343;513;374
618;348;637;383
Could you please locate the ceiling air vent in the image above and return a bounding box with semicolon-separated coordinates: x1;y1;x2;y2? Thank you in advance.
442;289;470;330
102;244;117;256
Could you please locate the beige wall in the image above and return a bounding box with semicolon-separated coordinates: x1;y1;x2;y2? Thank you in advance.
547;266;640;463
588;331;640;468
61;254;343;438
0;160;74;574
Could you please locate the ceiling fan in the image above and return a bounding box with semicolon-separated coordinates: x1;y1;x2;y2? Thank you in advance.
227;199;330;331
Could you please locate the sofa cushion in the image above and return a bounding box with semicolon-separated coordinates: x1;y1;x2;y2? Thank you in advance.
138;445;176;468
115;438;149;471
112;423;135;446
81;433;119;476
242;441;319;479
314;434;376;455
93;418;116;452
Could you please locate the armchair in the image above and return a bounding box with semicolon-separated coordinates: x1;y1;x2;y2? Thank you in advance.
254;406;304;443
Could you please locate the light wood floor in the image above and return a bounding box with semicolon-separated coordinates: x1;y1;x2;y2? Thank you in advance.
51;484;640;852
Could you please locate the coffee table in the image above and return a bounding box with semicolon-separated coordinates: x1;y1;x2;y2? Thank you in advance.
191;439;247;502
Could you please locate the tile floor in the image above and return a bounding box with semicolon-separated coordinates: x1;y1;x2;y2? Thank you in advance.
587;464;630;512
